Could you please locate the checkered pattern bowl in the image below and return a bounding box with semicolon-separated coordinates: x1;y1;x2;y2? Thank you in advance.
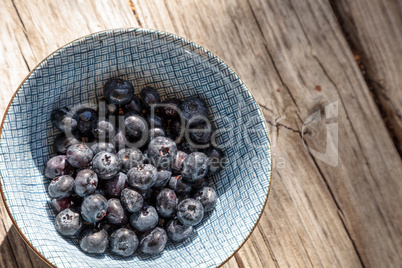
0;28;271;268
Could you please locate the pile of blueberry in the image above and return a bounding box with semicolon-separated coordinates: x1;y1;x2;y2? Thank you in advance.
44;78;225;256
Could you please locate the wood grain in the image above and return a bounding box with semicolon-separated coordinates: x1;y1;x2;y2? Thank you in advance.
0;0;401;267
331;0;402;155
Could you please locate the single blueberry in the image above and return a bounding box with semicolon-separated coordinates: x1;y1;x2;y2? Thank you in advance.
92;118;115;141
48;175;74;199
109;228;139;257
177;198;204;226
50;197;74;215
145;113;166;129
156;188;177;218
139;227;167;255
92;152;121;180
103;78;134;105
90;142;116;155
53;133;80;154
169;119;184;138
55;208;82;236
79;228;109;254
44;155;74;179
166;219;193;243
180;97;208;123
168;175;192;196
122;95;143;114
205;146;226;175
51;107;77;133
130;206;159;232
120;188;143;213
124;114;148;143
154;169;172;188
81;194;108;223
66;144;94;168
187;120;214;145
117;148;144;173
158;98;182;119
194;186;218;212
140;86;161;111
106;198;128;226
105;172;127;198
173;151;188;174
181;152;210;182
72;108;98;137
148;136;177;169
190;178;209;195
74;169;98;197
127;164;158;191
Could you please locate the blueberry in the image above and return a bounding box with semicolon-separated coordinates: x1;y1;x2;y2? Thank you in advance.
81;194;108;223
72;108;98;137
103;78;134;105
140;188;159;207
122;95;143;114
74;169;98;197
139;227;167;255
166;219;193;243
48;175;74;199
120;188;143;213
127;164;158;190
148;136;177;169
50;197;74;215
114;130;129;150
190;178;209;195
55;208;82;236
44;155;74;179
181;152;210;182
53;133;80;154
173;151;188;174
158;98;181;119
79;228;109;254
156;188;177;218
105;172;127;198
117;148;144;173
177;198;204;226
92;118;115;141
188;120;213;145
168;175;192;196
194;187;218;212
109;228;139;257
180;97;208;123
66;144;94;168
106;198;128;225
96;218;118;235
90;142;116;155
92;152;121;180
205;146;226;175
130;206;159;232
51;107;77;133
124;114;148;143
145;113;166;129
177;140;197;154
154;169;172;188
140;86;161;111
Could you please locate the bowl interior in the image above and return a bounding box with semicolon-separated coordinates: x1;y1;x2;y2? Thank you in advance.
0;29;271;268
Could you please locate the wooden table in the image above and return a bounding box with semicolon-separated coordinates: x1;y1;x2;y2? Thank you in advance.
1;0;401;267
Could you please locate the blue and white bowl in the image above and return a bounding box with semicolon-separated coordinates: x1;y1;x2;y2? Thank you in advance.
0;28;271;267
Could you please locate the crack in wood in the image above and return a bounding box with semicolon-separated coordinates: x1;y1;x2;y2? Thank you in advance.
127;0;143;28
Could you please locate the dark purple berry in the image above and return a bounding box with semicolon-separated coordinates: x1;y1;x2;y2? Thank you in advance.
53;133;80;154
55;208;82;236
180;97;208;123
44;155;74;179
79;228;109;254
51;107;77;133
74;169;98;197
109;228;138;257
156;188;177;218
48;175;74;199
92;118;115;140
90;142;116;155
168;175;192;196
181;152;210;182
81;194;108;223
177;198;204;226
103;78;134;105
205;146;226;175
106;199;128;225
194;186;218;212
120;188;143;213
148;136;177;169
154;169;172;188
105;172;127;198
66;144;93;168
158;98;181;119
122;95;142;114
127;164;158;191
51;197;74;215
139;227;167;255
130;206;159;232
166;219;193;243
117;148;143;173
140;86;161;111
72;108;98;137
173;151;188;174
92;152;121;180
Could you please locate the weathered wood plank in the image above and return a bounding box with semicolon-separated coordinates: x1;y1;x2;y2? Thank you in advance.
331;0;402;155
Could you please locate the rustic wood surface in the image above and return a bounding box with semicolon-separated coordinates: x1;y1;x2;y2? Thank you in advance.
0;0;401;267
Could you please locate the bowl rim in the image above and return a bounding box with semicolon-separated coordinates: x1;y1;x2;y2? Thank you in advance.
0;27;272;268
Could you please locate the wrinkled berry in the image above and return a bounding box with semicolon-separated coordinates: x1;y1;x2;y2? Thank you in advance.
45;155;74;179
120;188;143;213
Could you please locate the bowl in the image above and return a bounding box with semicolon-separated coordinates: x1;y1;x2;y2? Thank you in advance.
0;28;271;267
